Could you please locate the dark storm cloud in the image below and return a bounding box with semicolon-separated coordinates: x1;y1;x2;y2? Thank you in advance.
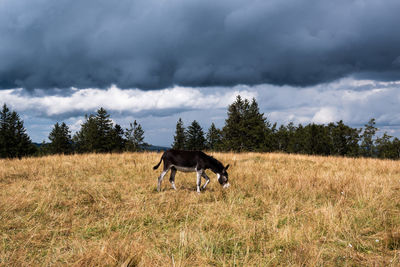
1;0;400;90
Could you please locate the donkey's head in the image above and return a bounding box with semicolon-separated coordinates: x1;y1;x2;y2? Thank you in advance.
217;164;230;188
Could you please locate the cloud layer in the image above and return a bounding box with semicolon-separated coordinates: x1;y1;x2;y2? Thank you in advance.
0;86;256;118
1;0;400;90
3;78;400;144
258;80;400;128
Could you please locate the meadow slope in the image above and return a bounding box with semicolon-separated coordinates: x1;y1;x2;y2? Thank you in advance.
1;152;400;266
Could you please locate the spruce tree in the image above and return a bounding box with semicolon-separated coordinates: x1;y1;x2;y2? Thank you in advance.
15;117;35;158
222;95;247;151
48;122;72;154
73;108;117;153
265;122;278;151
125;120;147;151
305;123;331;155
361;118;377;157
243;98;269;151
95;107;114;152
0;104;13;157
73;114;98;153
206;123;222;151
329;120;360;156
110;124;125;152
375;133;395;159
0;104;36;158
287;124;308;153
222;96;268;151
392;138;400;159
172;118;186;149
275;124;289;151
185;120;206;151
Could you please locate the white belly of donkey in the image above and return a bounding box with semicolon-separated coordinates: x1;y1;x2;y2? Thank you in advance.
173;165;197;172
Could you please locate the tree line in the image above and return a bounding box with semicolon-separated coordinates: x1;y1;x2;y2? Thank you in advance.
172;96;400;159
0;104;147;158
1;96;400;159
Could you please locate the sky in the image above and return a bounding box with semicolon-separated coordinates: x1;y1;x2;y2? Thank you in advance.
1;0;400;146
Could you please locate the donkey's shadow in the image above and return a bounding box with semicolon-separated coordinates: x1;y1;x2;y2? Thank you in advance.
176;185;216;192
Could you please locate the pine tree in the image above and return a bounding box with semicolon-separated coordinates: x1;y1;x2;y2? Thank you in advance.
287;124;308;153
285;122;297;153
185;120;206;151
206;123;222;151
172;118;186;149
275;124;290;151
48;122;72;154
222;95;248;151
0;104;13;157
95;107;114;152
329;120;360;156
243;98;269;151
125;120;147;151
15;117;35;158
305;123;331;155
361;118;378;157
73;108;117;153
265;122;278;151
392;138;400;159
110;124;125;152
222;96;268;151
73;114;98;153
375;133;396;159
0;104;36;158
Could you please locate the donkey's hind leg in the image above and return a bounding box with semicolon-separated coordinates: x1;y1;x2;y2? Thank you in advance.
157;167;170;192
169;167;177;190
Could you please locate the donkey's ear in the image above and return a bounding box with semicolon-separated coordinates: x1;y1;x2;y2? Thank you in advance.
225;164;230;170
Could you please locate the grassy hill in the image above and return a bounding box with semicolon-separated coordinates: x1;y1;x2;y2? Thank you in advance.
1;152;399;266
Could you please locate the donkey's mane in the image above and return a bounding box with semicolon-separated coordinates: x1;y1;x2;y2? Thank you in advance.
203;153;224;170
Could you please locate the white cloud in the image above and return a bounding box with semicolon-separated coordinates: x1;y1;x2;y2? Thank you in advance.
69;119;84;132
0;85;256;116
312;107;338;124
255;78;400;128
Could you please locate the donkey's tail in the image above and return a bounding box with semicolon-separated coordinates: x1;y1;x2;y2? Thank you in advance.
153;153;164;170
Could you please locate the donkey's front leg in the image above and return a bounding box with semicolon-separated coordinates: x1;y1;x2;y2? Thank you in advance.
196;170;203;193
201;172;210;191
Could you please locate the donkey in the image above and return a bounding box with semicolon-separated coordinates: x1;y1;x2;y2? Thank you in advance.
153;149;230;193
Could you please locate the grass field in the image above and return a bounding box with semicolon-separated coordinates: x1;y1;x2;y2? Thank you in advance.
1;152;400;266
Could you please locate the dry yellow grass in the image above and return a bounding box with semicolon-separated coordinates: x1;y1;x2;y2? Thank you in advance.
1;152;400;266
